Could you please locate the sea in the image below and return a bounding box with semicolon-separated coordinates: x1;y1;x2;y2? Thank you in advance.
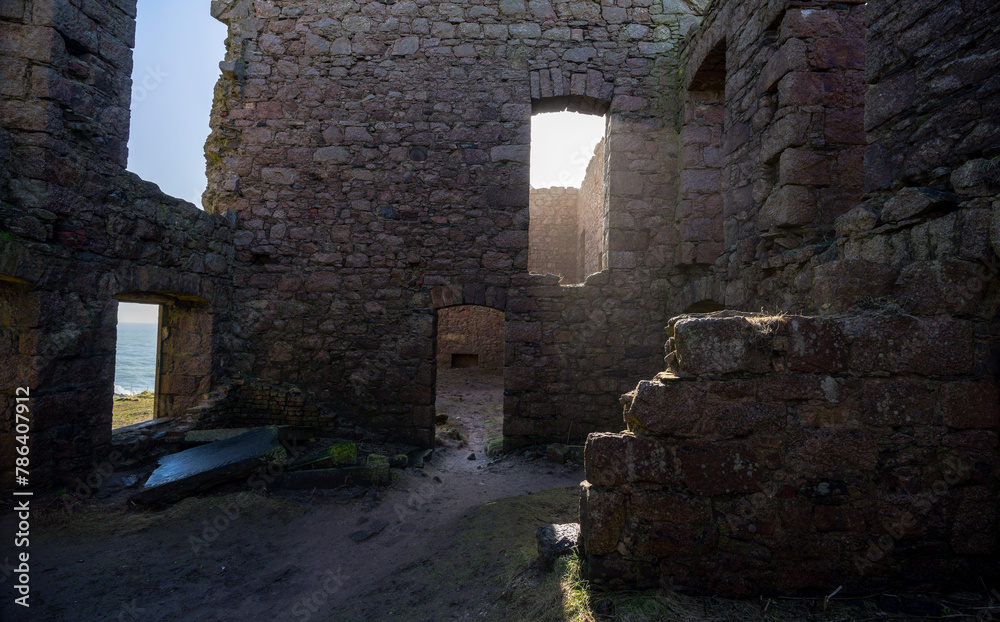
114;322;158;396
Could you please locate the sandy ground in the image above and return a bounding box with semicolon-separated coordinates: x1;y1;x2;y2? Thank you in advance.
0;368;584;621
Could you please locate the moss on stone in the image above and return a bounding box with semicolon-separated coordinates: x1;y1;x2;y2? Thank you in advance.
366;453;390;485
325;441;358;467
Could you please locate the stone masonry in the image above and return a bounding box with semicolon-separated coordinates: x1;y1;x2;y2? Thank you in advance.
1;0;999;599
436;304;504;373
529;186;581;282
582;312;998;595
527;138;606;285
578;0;1000;597
203;0;695;448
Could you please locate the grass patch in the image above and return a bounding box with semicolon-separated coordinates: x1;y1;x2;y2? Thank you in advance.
435;426;467;447
484;436;504;458
112;391;155;428
337;486;580;622
499;551;991;621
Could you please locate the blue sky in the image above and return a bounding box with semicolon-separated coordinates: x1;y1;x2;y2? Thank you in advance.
127;1;227;207
532;112;605;188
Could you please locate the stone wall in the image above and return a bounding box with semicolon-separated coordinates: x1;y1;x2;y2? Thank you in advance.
578;0;1000;597
581;311;999;596
577;137;605;279
436;305;504;373
0;0;236;487
676;86;724;269
674;0;1000;316
528;187;579;282
205;0;701;448
865;0;1000;194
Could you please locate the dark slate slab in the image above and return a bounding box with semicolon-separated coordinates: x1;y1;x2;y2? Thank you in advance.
132;427;286;504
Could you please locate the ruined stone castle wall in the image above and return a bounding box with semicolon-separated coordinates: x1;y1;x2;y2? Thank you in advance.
581;312;999;595
674;0;1000;316
205;0;699;447
435;304;504;373
0;0;236;487
670;0;867;312
528;186;579;282
579;0;1000;596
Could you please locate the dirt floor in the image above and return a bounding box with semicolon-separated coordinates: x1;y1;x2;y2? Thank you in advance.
0;367;585;621
5;368;998;621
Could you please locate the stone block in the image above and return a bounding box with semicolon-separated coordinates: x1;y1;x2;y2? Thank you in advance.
812;260;898;313
834;204;878;236
865;69;917;131
846;316;974;376
700;402;786;438
825;107;866;145
758;38;808;95
584;432;674;487
952;159;1000;197
780;9;843;42
629;490;711;524
645;522;719;558
260;168;298;185
756;374;826;401
951;487;998;555
760;185;817;228
673;316;774;376
777;71;842;107
813;37;865;71
681;169;720;193
622;379;706;436
761;112;810;163
778;149;830;187
785;429;877;475
942;381;1000;429
857;379;938;427
898;260;987;315
580;483;626;557
677;441;761;496
881;187;959;223
787;316;849;373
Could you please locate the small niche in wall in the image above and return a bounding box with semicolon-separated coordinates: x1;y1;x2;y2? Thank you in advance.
451;353;479;368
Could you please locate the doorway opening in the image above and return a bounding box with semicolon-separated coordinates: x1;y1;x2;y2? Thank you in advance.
113;301;161;429
433;305;505;458
528;110;607;284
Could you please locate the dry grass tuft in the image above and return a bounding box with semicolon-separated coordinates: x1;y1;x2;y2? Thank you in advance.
435;425;468;447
